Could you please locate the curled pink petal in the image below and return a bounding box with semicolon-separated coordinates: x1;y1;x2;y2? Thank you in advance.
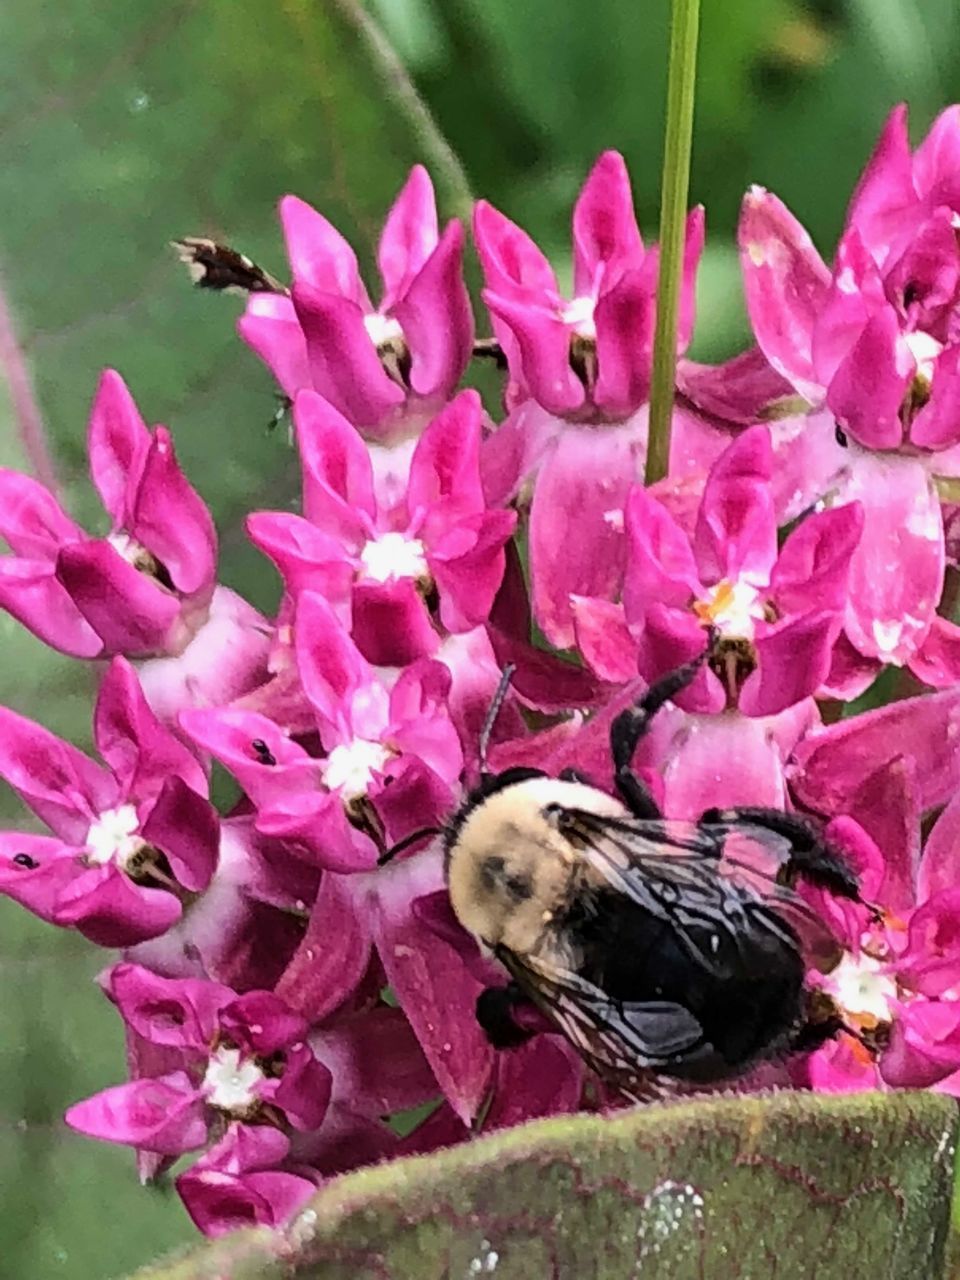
280;194;367;303
571;150;643;295
0;559;102;657
393;220;473;400
738;187;830;402
693;425;776;586
55;864;183;947
294;390;376;533
141;775;219;892
127;428;216;596
293;284;404;430
86;369;151;523
56;540;179;655
107;963;234;1049
911;345;960;450
826;307;912;449
377;165;439;308
0;468;84;556
65;1072;207;1154
237;294;311;398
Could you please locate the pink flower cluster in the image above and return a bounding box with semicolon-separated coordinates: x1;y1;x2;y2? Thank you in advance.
3;118;960;1236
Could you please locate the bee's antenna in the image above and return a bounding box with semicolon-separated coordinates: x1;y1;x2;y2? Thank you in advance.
478;663;516;777
377;825;441;867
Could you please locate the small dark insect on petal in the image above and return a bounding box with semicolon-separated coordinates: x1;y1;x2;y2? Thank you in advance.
834;424;848;448
172;238;287;296
251;739;277;766
12;853;38;869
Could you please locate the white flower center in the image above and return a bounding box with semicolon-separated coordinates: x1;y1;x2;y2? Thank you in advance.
322;738;392;802
364;311;405;349
359;532;429;584
693;578;766;641
826;951;897;1025
560;294;597;340
85;804;143;868
203;1046;264;1113
904;330;943;382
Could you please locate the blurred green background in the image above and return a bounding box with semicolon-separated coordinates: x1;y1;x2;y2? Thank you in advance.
1;0;959;1275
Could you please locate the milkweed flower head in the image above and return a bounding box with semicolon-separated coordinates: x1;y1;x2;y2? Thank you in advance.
2;133;960;1238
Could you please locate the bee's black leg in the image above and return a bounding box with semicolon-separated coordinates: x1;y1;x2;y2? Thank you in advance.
790;1013;847;1055
700;805;860;900
610;640;714;820
476;983;536;1049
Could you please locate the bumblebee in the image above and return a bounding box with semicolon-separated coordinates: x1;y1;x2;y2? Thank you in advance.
443;646;860;1100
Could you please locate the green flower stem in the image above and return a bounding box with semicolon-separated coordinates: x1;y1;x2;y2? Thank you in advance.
645;0;701;486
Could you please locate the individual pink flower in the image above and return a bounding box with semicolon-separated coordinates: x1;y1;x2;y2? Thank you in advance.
247;389;516;666
737;145;960;687
65;965;332;1158
176;1124;318;1238
787;691;960;1091
0;370;270;712
574;426;863;716
0;657;218;947
476;150;701;421
239;166;473;441
476;152;718;647
180;592;462;872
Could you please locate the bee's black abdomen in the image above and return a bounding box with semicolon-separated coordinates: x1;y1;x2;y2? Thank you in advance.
567;890;805;1080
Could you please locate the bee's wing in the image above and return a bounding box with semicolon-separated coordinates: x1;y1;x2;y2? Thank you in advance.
497;947;711;1099
565;810;804;978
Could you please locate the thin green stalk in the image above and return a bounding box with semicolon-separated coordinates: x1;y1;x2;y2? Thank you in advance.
645;0;701;485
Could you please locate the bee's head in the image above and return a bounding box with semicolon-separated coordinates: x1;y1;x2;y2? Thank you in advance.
444;772;629;954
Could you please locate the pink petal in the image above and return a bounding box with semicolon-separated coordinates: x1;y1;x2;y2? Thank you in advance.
177;706;316;811
269;1043;332;1131
693;425;776;585
810;228;885;390
914;105;960;212
0;468;84;557
65;1072;207;1154
294;390;376;533
482;288;584;417
635;605;722;714
911;345;960;450
94;656;207;800
769;502;863;615
55;864;183;947
571;595;639;682
292;284;404;429
473;199;559;298
826;307;912;449
677;348;801;425
738;187;830;403
530;421;642;647
56;540;179;655
676;206;706;354
237;294;311;399
659;709;800;818
919;792;960;904
314;1006;437;1116
370;851;494;1123
127;428;216;596
350;579;440;665
571;150;643;295
141;775;219;892
897;889;960;998
177;1130;316;1238
430;509;516;633
486;1037;583;1130
622;484;701;619
741;611;843;717
844;104;918;265
107;963;234;1049
86;369;151;523
910;615;960;688
276;872;373;1023
0;832;78;924
219;990;308;1057
377;165;439;308
407;390;485;516
294;591;377;733
245;511;355;602
0;706;113;840
841;455;943;666
790;688;960;815
0;559;102;657
393;220;473;400
880;999;960;1089
280;194;368;304
592;264;656;416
